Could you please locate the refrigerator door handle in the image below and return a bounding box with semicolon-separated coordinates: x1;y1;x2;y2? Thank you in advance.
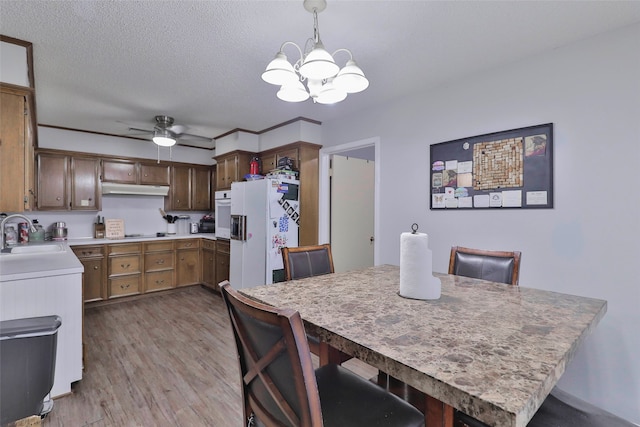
231;215;247;241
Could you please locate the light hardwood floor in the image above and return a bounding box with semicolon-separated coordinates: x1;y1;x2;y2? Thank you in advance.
44;285;376;427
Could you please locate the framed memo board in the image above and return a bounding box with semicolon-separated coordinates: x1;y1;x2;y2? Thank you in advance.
430;123;553;210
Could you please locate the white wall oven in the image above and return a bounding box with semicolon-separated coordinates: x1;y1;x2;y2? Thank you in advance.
214;190;231;239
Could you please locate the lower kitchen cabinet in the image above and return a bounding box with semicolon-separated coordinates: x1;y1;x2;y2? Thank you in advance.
76;238;217;304
144;241;175;292
107;243;142;298
176;239;201;286
201;239;217;291
215;240;230;286
72;245;106;303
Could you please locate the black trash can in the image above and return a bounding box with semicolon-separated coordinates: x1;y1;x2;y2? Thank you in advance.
0;315;61;425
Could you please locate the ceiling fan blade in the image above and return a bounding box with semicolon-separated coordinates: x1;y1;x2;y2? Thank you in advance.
178;132;212;141
128;126;154;134
168;124;186;134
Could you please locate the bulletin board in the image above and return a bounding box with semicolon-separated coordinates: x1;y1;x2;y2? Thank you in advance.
430;123;553;210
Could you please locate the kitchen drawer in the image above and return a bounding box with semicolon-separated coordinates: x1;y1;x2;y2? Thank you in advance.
109;255;141;275
201;239;216;251
144;252;174;272
72;245;104;258
108;243;142;255
175;239;200;250
144;241;174;252
109;275;141;298
145;270;174;292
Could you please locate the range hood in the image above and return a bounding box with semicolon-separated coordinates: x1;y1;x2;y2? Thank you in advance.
101;182;169;196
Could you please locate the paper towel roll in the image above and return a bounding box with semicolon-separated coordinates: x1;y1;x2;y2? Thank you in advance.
399;232;441;300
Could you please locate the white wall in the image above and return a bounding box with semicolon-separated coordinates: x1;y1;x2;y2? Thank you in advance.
321;23;640;423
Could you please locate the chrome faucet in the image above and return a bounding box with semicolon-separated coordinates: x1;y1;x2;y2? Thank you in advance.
1;214;36;250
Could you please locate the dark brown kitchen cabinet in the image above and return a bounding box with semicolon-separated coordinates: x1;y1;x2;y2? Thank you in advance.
215;239;230;286
176;239;201;286
140;163;170;185
101;159;137;183
168;165;192;210
72;245;106;302
107;243;142;299
36;152;100;211
0;85;35;212
201;239;217;291
71;157;101;210
214;150;253;190
144;241;175;292
165;165;211;211
259;146;299;173
102;159;170;186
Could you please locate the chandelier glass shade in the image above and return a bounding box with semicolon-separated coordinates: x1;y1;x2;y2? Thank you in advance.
152;128;177;147
262;0;368;104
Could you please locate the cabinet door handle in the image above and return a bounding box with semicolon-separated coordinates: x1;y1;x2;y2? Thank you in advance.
93;265;99;270
56;197;61;201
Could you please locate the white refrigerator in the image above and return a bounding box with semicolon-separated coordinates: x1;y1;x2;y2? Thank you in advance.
229;178;300;289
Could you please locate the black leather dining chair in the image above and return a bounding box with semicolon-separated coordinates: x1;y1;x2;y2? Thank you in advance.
281;244;335;358
282;244;334;281
448;246;521;285
219;281;425;427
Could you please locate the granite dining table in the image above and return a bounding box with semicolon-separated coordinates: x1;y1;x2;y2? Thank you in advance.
239;264;607;427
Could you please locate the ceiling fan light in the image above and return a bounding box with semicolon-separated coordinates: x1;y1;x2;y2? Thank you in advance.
315;79;347;104
153;129;177;147
277;80;310;102
333;59;369;93
299;42;339;80
262;52;299;86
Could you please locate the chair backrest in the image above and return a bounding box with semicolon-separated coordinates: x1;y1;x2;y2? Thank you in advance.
219;281;323;427
282;244;335;281
448;246;521;285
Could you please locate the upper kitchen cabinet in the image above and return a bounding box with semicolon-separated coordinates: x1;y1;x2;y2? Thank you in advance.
259;142;321;246
214;150;253;190
36;151;100;211
192;167;211;211
165;164;211;211
140;162;170;185
0;85;35;212
102;159;170;186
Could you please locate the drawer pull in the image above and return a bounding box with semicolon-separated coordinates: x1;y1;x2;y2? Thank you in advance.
156;259;165;265
121;263;131;269
120;284;130;289
185;243;192;247
156;280;164;285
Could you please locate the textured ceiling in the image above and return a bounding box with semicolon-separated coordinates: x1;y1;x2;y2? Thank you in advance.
2;1;640;151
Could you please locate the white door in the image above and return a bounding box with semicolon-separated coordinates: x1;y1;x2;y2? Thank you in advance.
330;155;375;272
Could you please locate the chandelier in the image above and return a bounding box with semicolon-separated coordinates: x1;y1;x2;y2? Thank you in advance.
261;0;369;104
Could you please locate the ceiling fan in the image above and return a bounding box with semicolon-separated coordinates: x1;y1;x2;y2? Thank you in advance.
127;115;211;148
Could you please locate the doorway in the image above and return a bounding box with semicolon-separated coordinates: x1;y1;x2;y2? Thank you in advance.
319;137;380;271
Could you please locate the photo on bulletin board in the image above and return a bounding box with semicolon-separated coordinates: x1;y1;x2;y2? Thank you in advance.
430;123;553;210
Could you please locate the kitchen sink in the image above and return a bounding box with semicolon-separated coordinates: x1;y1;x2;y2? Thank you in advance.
1;243;66;255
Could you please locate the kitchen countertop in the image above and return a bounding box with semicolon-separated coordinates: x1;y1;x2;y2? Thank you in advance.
0;242;84;282
67;233;218;246
1;234;219;281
